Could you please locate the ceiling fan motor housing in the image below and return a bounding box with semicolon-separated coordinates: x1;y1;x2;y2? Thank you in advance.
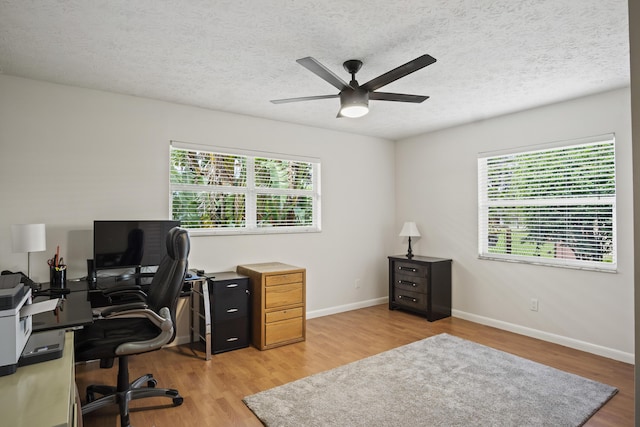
340;87;369;106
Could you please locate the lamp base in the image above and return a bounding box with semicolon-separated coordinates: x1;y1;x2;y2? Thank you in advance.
406;237;414;259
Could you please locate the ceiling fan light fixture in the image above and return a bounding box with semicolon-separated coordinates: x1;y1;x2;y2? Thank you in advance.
340;89;369;118
271;55;436;118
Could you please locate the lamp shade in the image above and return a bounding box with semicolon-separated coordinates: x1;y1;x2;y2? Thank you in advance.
399;221;420;237
11;223;46;253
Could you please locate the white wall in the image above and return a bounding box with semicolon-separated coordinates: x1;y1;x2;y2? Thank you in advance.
0;75;395;318
395;88;634;362
2;75;632;361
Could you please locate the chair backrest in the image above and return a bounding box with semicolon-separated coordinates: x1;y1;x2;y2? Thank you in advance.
145;227;190;342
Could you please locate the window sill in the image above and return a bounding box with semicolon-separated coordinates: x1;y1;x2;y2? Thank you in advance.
478;254;617;273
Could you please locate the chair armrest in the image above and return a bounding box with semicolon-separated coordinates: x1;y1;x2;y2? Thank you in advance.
111;307;174;356
96;302;148;318
102;284;142;294
101;285;147;303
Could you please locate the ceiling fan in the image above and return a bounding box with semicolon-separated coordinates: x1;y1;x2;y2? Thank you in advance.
271;54;436;118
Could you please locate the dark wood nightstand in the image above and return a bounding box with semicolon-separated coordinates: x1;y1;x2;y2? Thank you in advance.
388;255;452;321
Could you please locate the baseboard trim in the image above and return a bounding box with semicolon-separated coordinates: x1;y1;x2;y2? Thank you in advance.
307;297;388;319
452;309;634;364
170;335;192;346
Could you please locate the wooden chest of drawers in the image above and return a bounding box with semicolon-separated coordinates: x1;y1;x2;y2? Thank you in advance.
388;255;452;321
236;262;306;350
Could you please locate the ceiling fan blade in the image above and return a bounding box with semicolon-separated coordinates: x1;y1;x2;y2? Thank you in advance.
271;94;339;104
361;54;436;92
369;92;429;103
297;57;352;91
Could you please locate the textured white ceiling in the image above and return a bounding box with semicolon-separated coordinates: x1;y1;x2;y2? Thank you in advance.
0;0;630;140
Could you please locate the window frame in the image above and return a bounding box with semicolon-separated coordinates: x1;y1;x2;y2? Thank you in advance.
170;141;321;235
477;134;617;272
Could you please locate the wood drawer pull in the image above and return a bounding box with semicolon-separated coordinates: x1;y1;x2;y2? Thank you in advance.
398;266;417;272
398;295;418;303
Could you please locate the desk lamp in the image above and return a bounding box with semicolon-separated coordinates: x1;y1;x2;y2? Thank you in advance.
11;223;46;279
399;221;420;259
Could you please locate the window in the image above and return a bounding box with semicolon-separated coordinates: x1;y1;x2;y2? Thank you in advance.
478;134;616;271
170;142;321;234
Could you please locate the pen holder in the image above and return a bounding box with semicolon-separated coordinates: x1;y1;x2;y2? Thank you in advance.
50;267;66;289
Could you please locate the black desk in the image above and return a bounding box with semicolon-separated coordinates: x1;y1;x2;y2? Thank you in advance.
30;275;193;331
32;280;93;332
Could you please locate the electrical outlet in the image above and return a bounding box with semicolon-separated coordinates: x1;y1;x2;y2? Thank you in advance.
355;278;361;289
529;298;539;312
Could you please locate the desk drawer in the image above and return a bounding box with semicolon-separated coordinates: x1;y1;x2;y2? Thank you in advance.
211;278;248;295
265;272;303;286
265;307;303;323
265;317;303;346
265;283;303;309
212;290;249;321
212;318;249;354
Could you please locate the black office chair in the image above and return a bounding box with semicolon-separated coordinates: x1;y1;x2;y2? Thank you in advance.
75;226;190;427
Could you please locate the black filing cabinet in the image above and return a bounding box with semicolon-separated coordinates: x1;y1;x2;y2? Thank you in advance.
388;255;452;321
206;272;250;354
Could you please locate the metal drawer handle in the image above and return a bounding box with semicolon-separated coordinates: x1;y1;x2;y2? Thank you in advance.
226;308;239;313
226;283;239;288
398;280;417;287
226;337;239;342
398;266;417;272
398;295;418;303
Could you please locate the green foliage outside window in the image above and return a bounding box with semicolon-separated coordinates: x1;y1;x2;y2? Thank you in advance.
170;149;246;229
170;146;318;231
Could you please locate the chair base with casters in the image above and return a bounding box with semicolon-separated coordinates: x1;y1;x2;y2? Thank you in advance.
81;355;183;424
76;307;184;426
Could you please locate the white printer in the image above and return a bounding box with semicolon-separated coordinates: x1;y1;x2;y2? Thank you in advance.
0;274;60;376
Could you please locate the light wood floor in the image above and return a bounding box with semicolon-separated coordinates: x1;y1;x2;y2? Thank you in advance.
75;304;634;426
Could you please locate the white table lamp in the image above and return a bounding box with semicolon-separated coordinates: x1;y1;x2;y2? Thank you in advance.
11;223;46;279
399;221;420;259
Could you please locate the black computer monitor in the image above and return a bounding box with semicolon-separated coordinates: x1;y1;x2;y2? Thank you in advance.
93;220;180;271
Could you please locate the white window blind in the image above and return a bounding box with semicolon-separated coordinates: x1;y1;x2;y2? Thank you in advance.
170;142;321;234
478;135;616;271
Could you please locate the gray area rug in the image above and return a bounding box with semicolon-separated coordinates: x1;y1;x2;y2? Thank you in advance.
243;333;617;426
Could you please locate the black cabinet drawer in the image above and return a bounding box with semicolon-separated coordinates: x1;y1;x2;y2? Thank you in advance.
211;278;248;295
394;273;427;293
394;260;429;279
208;276;249;321
394;288;428;311
212;318;249;354
212;288;249;321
